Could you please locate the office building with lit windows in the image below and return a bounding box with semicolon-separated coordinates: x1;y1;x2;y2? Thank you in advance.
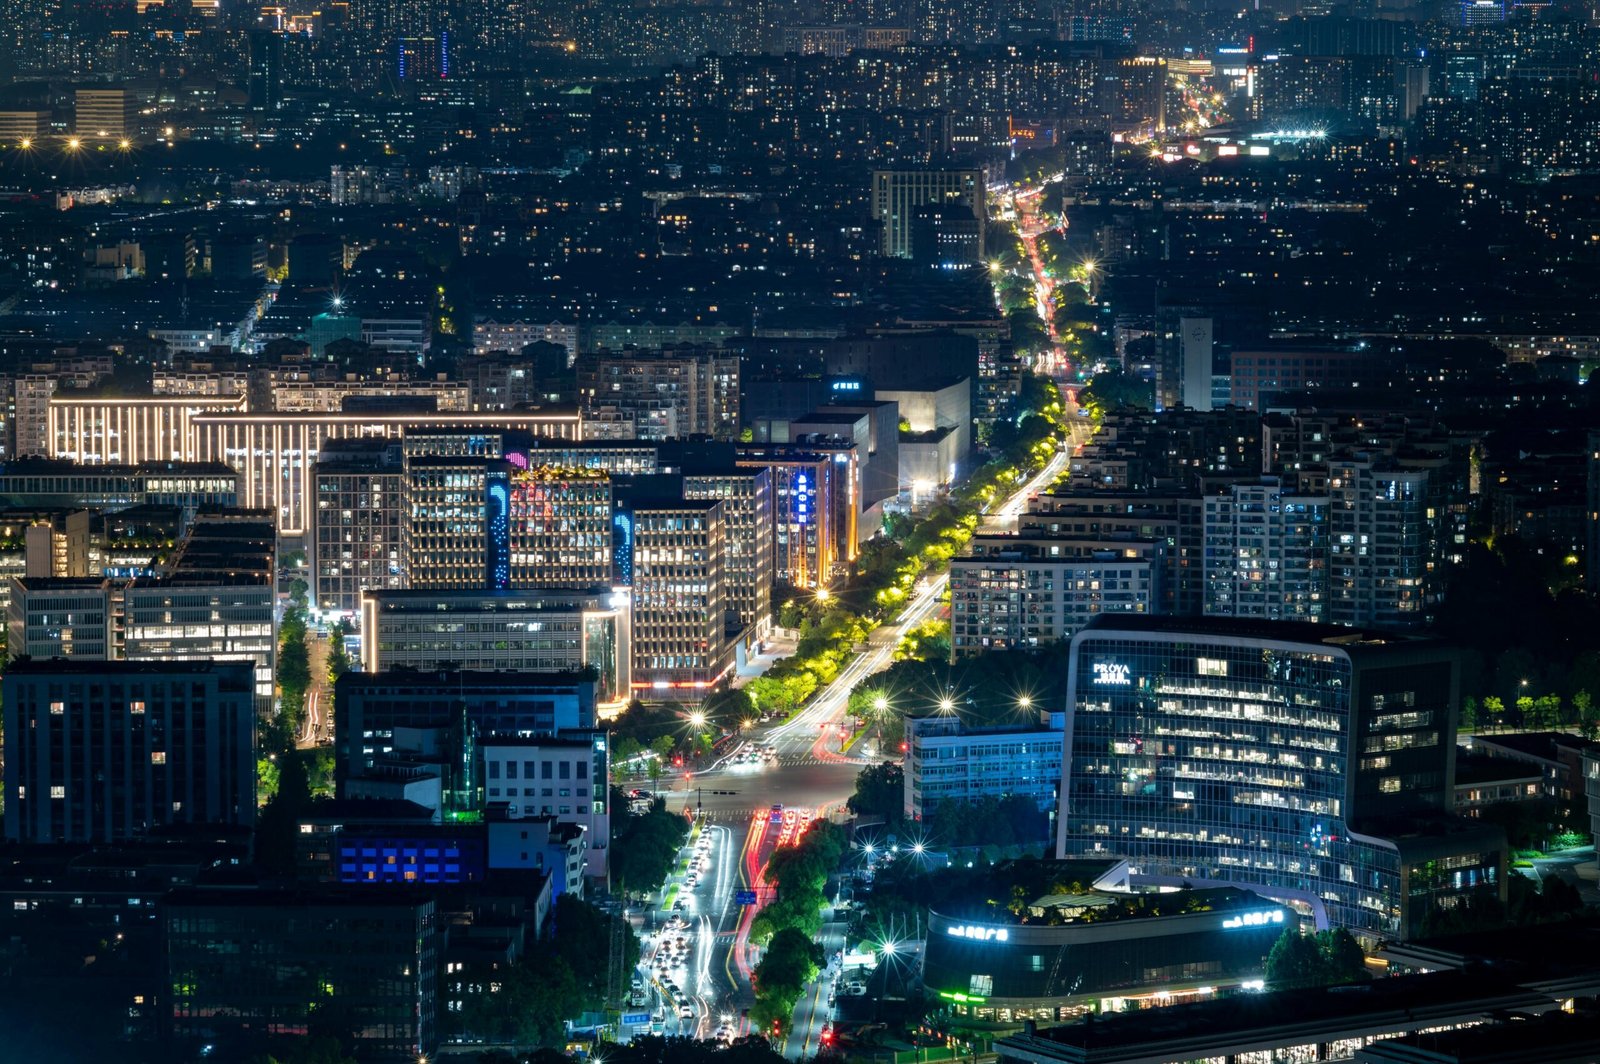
0;458;238;517
360;587;630;708
402;456;511;590
7;576;115;660
3;659;255;844
622;496;732;696
312;439;407;616
736;446;840;589
402;459;613;591
1059;615;1505;939
576;347;740;441
870;169;986;259
162;888;437;1063
74;88;137;140
682;464;774;646
905;710;1066;821
1326;456;1433;629
123;512;278;704
189;408;581;541
333;670;597;820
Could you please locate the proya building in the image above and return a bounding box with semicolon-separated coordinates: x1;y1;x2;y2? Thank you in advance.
1059;616;1504;939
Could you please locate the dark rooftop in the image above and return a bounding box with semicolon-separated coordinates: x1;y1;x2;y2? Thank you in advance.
1002;970;1554;1058
1076;613;1438;649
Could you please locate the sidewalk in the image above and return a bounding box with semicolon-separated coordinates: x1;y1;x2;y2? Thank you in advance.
733;629;799;687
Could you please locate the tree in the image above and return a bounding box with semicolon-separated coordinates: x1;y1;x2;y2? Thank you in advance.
610;793;690;897
1315;928;1367;986
1460;696;1478;732
1576;690;1598;740
1482;695;1505;732
254;749;312;877
1530;694;1562;729
848;762;905;822
1077;369;1153;417
1265;927;1325;990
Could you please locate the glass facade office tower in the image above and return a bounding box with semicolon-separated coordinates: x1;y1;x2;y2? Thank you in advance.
1059;616;1504;939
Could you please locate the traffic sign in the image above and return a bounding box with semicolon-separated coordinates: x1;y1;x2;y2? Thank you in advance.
736;889;758;905
621;1012;652;1026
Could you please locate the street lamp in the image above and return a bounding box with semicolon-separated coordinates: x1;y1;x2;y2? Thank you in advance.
689;711;707;729
1017;695;1032;710
816;587;831;603
874;696;889;712
938;697;955;712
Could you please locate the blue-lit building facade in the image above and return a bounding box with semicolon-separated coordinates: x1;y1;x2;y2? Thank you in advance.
1058;616;1505;940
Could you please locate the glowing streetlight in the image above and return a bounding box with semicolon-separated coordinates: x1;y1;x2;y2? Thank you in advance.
938;697;955;712
873;695;889;712
66;137;81;150
815;587;831;603
689;711;707;729
1018;695;1032;709
911;842;925;855
18;138;30;149
118;138;130;149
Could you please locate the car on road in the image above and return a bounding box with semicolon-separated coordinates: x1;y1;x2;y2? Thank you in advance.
678;1004;695;1019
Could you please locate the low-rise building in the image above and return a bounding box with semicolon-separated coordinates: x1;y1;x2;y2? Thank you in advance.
480;734;610;878
905;711;1065;822
359;587;630;710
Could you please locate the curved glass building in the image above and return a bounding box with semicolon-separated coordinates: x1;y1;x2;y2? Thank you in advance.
1059;616;1504;939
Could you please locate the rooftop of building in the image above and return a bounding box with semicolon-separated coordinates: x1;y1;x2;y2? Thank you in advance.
480;733;601;750
1360;1008;1600;1064
1001;970;1552;1058
161;885;439;911
1380;916;1600;981
1075;613;1436;650
901;424;959;443
0;457;238;478
1472;731;1600;761
338;668;596;692
3;657;255;681
364;587;615;610
794;410;870;426
936;884;1282;928
298;798;438;826
9;576;112;591
189;406;580;423
1454;749;1545;786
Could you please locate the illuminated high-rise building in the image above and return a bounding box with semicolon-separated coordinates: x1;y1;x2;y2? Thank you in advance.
869;170;986;259
622;495;731;697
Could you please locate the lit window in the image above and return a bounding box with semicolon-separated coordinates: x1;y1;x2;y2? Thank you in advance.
130;701;145;714
50;786;65;799
152;751;166;765
49;702;63;715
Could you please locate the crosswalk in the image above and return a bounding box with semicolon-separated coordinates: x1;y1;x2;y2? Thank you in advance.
696;808;756;823
776;754;869;767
